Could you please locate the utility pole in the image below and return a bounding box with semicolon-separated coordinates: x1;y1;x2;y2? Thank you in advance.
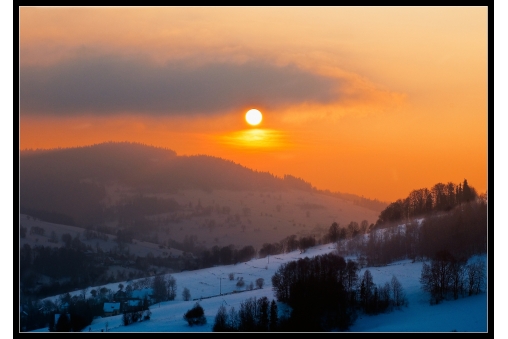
212;272;223;296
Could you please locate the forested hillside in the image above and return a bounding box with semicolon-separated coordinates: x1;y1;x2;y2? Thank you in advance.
375;179;485;227
21;142;385;229
20;142;315;226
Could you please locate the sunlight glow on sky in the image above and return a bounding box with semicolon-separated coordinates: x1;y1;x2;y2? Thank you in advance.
19;6;488;202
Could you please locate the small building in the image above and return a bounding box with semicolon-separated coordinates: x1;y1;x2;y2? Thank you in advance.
103;302;121;317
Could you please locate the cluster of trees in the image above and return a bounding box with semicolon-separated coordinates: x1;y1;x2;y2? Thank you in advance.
270;253;406;331
189;221;368;264
213;297;278;332
20;298;57;332
376;179;480;226
46;294;104;332
420;250;486;304
20;243;105;293
418;199;487;259
21;231;197;301
151;274;177;303
257;235;317;258
358;270;407;314
329;198;487;267
218;253;409;332
324;220;372;244
198;244;256;267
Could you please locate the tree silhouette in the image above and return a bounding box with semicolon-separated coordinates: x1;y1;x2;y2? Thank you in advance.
184;303;206;326
182;287;191;301
54;313;71;332
327;222;340;243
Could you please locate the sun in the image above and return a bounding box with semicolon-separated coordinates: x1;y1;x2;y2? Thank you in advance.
245;109;263;126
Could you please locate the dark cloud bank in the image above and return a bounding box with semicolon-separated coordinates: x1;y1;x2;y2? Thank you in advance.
20;56;343;116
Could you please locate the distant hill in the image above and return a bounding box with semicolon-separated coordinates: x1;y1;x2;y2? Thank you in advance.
21;141;294;192
20;142;386;230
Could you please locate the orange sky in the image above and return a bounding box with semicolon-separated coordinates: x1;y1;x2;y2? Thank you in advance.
19;7;488;202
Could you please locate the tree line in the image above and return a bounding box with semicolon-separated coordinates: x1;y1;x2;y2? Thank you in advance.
213;297;278;332
420;250;485;304
376;179;481;226
348;198;487;267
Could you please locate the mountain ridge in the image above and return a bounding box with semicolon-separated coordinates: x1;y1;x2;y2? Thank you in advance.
20;141;388;211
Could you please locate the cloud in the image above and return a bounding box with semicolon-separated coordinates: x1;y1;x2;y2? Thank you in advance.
20;55;344;117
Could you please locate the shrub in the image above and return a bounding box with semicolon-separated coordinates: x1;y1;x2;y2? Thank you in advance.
122;310;147;326
184;303;207;326
143;310;151;321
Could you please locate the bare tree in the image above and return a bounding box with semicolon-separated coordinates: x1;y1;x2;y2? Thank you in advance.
390;275;406;307
167;275;177;300
255;278;265;289
80;287;88;300
466;260;486;296
152;275;167;303
182;287;191;301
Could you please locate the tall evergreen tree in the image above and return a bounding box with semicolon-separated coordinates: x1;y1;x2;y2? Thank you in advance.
55;313;71;332
212;305;229;332
269;300;278;332
151;275;167;303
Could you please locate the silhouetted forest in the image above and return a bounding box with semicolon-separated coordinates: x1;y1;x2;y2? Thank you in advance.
375;179;482;226
212;252;407;331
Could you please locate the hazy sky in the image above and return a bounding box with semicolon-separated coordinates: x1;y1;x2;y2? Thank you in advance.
19;6;488;202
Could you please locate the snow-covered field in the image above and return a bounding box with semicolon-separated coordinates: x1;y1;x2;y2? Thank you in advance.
31;244;488;332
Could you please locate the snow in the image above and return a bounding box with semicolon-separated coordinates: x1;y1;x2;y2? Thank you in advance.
30;244;488;332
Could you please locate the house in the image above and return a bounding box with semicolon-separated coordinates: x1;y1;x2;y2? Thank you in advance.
103;302;121;317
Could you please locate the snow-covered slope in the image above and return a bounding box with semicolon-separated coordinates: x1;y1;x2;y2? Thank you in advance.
31;243;487;332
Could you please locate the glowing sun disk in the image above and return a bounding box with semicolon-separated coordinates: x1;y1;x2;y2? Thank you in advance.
245;109;262;126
